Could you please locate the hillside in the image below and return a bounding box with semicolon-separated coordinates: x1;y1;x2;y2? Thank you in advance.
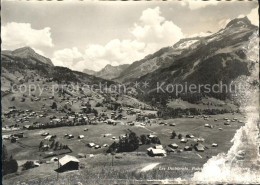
83;69;96;76
1;47;116;114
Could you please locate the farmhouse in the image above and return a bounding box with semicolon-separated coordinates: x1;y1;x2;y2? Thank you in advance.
78;153;86;158
147;148;166;157
23;125;31;129
88;143;95;148
57;155;79;172
184;146;192;151
154;145;163;149
41;132;49;136
195;144;205;152
181;138;188;143
224;122;230;125
196;138;205;143
186;134;194;138
78;135;84;139
169;143;178;149
204;124;210;128
148;134;157;139
44;135;52;140
107;119;116;125
68;134;74;139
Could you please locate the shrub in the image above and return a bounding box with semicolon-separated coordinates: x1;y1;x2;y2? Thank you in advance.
22;161;35;171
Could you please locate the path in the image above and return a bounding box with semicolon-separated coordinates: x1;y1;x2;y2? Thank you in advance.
140;163;160;172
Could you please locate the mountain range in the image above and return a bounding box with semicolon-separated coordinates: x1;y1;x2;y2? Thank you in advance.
114;17;258;88
2;47;53;66
1;17;258;104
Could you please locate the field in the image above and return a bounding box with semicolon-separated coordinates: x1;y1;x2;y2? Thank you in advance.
2;112;246;184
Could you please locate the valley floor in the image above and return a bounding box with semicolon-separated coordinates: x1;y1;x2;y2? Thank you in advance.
2;113;246;184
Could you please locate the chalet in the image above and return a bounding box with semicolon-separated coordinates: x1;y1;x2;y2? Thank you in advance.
68;134;74;139
107;119;115;125
43;144;50;149
41;132;49;136
57;155;79;172
88;143;95;148
77;153;86;158
44;135;52;140
195;144;205;152
181;138;188;143
154;145;163;149
169;143;178;149
95;145;101;149
78;135;84;139
147;147;166;157
197;138;205;143
184;146;192;151
148;134;157;139
204;124;210;128
212;143;218;147
224;122;230;125
103;144;108;147
186;134;194;138
23;125;31;129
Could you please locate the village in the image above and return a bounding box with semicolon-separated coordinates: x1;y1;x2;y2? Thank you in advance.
2;79;247;183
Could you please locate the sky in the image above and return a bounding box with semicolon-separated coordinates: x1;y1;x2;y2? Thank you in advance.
1;0;259;72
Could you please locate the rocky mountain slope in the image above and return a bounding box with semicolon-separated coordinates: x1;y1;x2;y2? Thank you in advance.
83;69;96;76
115;17;258;89
95;64;130;80
83;64;130;80
2;47;54;66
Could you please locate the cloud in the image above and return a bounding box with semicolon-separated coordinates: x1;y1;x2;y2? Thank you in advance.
181;0;220;10
52;47;84;70
132;7;183;49
219;7;259;29
52;40;147;72
246;7;258;26
2;22;53;50
218;19;231;28
52;7;183;72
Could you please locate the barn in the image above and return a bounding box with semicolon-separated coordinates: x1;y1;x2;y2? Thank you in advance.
195;144;205;152
148;148;167;157
169;143;178;149
57;155;79;172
